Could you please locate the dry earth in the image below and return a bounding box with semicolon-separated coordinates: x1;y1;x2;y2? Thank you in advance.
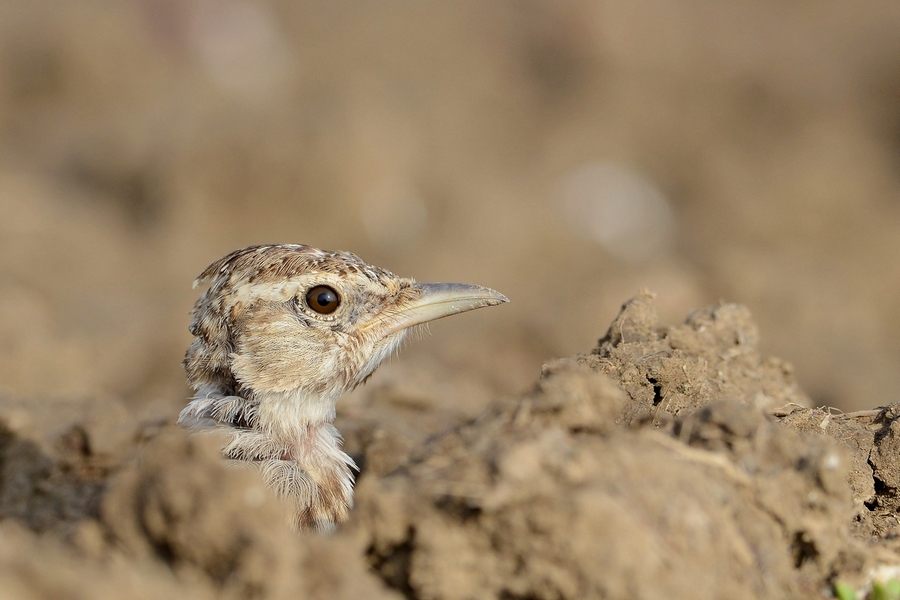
3;2;900;598
3;293;900;599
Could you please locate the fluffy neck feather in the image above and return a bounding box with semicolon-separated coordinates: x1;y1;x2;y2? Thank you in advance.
177;386;356;531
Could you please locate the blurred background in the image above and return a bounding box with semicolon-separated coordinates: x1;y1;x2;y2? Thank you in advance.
1;0;900;417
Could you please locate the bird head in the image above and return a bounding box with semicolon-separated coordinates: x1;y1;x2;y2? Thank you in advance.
183;244;508;415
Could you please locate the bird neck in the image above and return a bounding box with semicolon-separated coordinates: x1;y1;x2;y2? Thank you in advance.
178;384;341;438
178;384;356;529
254;389;339;439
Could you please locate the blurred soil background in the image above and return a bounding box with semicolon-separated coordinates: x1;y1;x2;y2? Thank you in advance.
3;0;900;413
3;1;900;598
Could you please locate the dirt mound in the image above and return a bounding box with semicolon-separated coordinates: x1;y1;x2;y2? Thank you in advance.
354;294;862;599
581;291;810;424
2;294;900;598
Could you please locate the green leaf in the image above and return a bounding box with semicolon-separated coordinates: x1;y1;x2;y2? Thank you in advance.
834;582;858;600
872;579;900;600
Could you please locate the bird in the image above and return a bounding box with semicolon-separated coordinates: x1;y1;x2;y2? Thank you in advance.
178;244;508;531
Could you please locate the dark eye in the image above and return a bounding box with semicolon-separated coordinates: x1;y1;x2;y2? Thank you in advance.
305;285;340;315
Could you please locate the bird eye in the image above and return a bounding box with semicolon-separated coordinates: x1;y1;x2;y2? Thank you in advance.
305;285;340;315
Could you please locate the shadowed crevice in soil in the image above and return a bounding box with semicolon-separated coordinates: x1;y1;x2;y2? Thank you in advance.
367;529;416;600
0;420;107;536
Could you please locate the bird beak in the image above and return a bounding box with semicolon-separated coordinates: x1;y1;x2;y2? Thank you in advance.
370;282;508;337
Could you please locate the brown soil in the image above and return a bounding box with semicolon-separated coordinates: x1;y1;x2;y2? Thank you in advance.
3;294;900;599
4;2;900;598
